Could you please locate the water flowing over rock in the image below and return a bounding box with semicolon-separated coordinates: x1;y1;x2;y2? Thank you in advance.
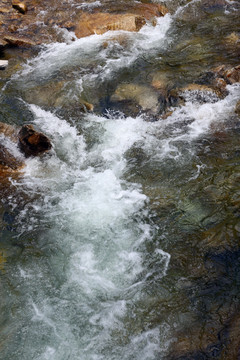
0;0;169;53
0;122;52;177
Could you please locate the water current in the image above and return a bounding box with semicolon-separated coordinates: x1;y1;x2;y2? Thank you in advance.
0;0;240;359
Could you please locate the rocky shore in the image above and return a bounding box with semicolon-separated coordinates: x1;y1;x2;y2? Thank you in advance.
0;0;168;52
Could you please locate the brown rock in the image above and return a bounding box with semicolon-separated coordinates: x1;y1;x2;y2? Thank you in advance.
82;101;94;112
212;64;240;84
211;77;227;95
4;35;36;47
12;1;27;14
224;65;240;84
18;124;52;157
129;3;168;20
75;13;146;38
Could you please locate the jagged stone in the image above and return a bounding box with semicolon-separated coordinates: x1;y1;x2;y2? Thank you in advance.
212;64;240;84
18;124;52;157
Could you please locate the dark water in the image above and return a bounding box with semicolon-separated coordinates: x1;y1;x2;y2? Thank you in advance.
0;0;240;359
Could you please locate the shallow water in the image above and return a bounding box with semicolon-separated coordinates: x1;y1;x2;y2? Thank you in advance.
0;0;240;359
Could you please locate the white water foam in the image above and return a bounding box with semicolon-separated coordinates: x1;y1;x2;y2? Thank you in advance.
9;14;172;90
7;104;172;360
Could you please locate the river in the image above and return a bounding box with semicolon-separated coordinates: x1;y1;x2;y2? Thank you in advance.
0;0;240;359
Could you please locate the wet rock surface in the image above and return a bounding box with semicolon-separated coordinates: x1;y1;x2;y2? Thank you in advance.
0;0;168;56
18;124;52;157
0;122;52;176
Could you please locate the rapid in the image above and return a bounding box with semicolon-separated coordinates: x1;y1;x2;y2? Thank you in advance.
0;0;240;359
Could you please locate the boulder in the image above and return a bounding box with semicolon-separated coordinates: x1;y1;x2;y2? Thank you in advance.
110;83;160;114
74;2;168;39
23;80;94;111
18;124;52;157
75;13;146;38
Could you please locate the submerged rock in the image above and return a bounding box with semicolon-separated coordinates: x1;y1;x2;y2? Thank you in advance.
110;83;161;114
23;80;94;112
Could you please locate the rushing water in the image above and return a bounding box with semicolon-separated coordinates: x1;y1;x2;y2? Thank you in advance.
0;0;240;359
